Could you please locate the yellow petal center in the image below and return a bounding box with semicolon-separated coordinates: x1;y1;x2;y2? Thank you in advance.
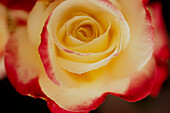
47;0;130;74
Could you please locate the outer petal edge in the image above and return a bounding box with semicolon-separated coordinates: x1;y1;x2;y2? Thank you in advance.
148;2;170;97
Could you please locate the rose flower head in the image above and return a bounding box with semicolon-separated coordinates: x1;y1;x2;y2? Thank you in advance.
4;0;169;112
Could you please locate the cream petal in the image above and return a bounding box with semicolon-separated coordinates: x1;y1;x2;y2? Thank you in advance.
27;0;64;47
63;35;85;47
39;68;130;112
27;1;45;47
6;27;45;84
106;0;154;78
39;53;155;112
89;0;130;51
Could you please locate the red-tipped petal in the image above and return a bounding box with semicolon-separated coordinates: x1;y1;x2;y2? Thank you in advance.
151;60;168;97
148;2;170;97
47;100;89;113
40;57;155;113
149;2;170;60
121;58;156;101
5;27;44;97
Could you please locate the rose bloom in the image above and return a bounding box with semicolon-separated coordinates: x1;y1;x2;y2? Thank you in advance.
4;0;169;113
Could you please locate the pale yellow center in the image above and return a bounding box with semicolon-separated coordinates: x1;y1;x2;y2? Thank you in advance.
46;0;130;74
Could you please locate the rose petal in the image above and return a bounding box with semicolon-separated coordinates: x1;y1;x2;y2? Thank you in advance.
148;2;170;61
38;67;129;112
39;56;155;112
5;27;44;97
106;0;154;78
92;0;130;50
120;57;156;101
151;61;168;97
47;100;87;113
27;0;64;47
148;2;170;97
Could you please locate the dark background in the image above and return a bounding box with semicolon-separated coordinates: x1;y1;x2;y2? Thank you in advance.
0;0;170;113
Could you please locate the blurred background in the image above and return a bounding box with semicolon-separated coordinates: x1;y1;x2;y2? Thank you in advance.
0;0;170;113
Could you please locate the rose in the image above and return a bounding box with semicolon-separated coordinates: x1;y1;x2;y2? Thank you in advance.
5;0;169;113
0;4;9;79
5;0;169;112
